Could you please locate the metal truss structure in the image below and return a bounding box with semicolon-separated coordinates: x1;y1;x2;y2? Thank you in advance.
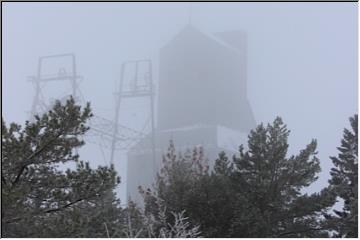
28;53;155;165
110;59;156;165
28;53;82;118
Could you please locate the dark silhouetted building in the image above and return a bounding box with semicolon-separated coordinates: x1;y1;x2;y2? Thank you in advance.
127;25;255;204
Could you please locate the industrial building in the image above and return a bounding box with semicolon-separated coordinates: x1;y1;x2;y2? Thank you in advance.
127;24;256;205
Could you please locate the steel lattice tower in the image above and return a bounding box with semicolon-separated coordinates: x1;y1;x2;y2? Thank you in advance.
28;53;155;165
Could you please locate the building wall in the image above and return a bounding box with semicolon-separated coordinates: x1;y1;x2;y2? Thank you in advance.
157;25;255;132
127;26;256;205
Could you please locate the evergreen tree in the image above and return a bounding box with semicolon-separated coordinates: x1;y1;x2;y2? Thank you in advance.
327;114;358;237
1;97;121;237
144;117;336;237
229;117;335;237
142;141;219;237
129;190;201;238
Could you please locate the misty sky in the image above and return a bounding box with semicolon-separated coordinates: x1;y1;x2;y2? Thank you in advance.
2;2;358;199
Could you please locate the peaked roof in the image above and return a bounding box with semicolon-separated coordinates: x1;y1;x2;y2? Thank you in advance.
161;24;243;54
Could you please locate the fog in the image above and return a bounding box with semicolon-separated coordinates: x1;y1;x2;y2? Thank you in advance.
2;2;357;202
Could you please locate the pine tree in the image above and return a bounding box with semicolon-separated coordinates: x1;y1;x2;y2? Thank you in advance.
144;118;336;237
327;114;358;237
132;189;201;238
1;97;121;237
142;141;215;236
230;117;335;237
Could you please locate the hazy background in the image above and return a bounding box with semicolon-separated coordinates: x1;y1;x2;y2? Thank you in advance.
2;2;358;200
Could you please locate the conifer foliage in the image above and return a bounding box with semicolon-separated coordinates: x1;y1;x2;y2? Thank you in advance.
1;97;357;237
144;117;337;237
230;117;335;237
327;114;358;237
1;98;121;237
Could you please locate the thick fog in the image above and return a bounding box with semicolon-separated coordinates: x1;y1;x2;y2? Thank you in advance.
2;3;357;201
